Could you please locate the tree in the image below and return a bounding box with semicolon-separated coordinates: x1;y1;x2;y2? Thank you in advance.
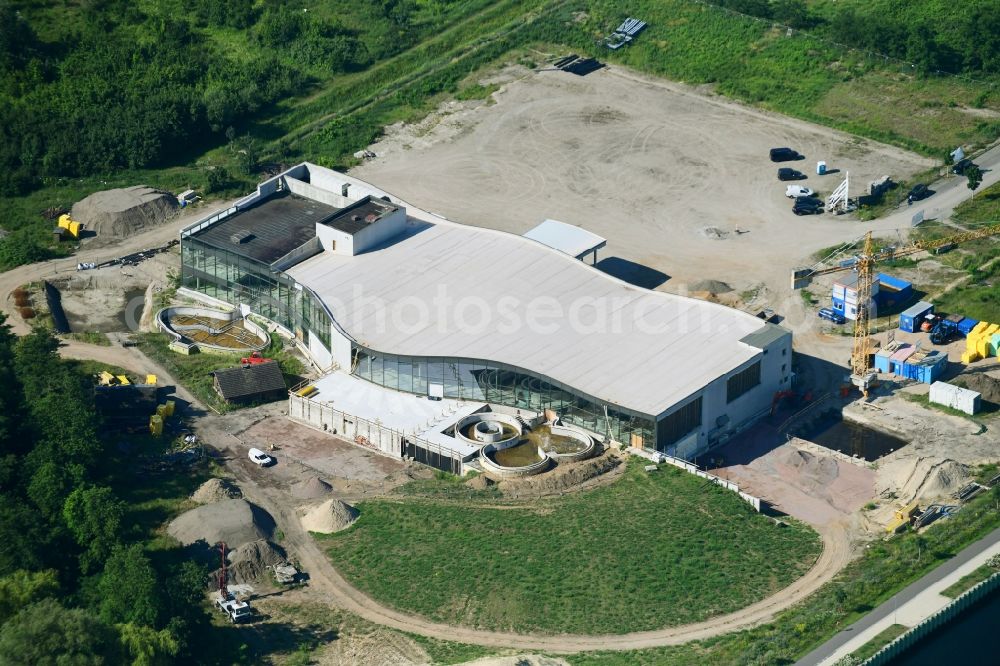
967;165;983;197
0;569;59;624
62;486;125;573
116;624;179;666
0;599;120;665
98;544;161;627
0;313;25;453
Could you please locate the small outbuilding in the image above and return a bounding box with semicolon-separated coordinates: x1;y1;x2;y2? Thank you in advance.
212;360;287;404
929;381;981;415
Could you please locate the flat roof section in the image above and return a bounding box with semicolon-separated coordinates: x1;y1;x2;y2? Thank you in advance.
523;219;607;260
192;192;336;264
323;196;399;235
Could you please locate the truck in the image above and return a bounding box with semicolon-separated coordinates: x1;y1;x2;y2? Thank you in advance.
216;593;253;623
930;314;964;345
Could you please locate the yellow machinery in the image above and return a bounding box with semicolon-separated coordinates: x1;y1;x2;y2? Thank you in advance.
149;414;163;437
145;374;157;385
98;371;116;386
57;214;84;239
885;501;920;533
792;223;1000;396
164;400;175;416
115;374;130;386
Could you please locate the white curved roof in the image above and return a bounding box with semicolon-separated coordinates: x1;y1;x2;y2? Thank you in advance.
286;177;770;417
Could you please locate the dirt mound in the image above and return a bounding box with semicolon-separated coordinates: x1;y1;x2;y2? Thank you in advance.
689;279;733;294
72;185;177;239
192;478;242;504
783;448;840;486
464;474;494;490
291;476;333;500
878;456;970;503
954;372;1000;404
167;499;275;548
300;499;359;534
227;539;287;584
497;452;620;496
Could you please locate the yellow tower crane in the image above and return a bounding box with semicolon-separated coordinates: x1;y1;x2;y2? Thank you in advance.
791;222;1000;396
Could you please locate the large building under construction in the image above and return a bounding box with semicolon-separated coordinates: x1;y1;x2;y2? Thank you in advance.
179;163;791;459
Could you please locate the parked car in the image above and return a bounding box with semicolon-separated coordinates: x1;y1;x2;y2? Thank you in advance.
248;448;274;467
770;147;801;162
907;184;930;203
785;185;814;198
951;158;976;175
793;197;824;215
778;167;806;181
818;308;846;324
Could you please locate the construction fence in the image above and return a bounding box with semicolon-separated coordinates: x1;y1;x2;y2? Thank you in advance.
287;394;465;474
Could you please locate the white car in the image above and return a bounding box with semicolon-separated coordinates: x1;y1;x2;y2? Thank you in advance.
785;185;814;198
248;448;274;467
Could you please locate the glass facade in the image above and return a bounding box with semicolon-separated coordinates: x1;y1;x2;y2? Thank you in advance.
349;345;691;451
180;236;332;350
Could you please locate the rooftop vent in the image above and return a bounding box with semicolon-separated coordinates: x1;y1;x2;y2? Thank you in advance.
230;230;254;244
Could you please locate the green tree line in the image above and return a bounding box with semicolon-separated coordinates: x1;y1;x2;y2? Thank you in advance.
0;315;211;664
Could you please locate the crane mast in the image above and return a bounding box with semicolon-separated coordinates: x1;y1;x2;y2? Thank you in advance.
850;232;876;395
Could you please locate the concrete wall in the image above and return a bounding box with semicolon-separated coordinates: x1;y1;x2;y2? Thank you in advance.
284;176;351;209
352;206;408;254
308;331;333;370
315;221;354;255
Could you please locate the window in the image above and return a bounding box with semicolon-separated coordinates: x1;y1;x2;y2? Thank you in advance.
656;397;702;450
727;361;761;403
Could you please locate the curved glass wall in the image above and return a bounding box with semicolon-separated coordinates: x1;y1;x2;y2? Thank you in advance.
180;237;332;349
350;345;690;451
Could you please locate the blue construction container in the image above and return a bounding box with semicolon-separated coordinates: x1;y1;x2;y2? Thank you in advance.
899;301;934;333
906;354;947;384
875;273;913;310
958;317;980;336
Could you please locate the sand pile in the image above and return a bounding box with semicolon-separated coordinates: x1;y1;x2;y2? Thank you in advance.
300;499;359;534
783;448;840;486
291;476;333;500
464;474;494;491
878;456;970;503
954;372;1000;405
227;539;287;584
689;279;733;294
192;478;242;504
72;185;177;239
167;499;275;548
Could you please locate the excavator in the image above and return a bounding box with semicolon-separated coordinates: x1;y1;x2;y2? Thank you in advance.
791;222;1000;396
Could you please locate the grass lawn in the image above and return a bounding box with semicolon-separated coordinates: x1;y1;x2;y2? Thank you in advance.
321;459;821;635
851;623;908;662
940;565;996;598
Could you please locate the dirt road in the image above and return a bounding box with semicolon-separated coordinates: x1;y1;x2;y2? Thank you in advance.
0;199;235;336
218;435;852;653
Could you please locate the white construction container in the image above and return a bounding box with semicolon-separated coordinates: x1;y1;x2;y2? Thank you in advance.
929;381;981;415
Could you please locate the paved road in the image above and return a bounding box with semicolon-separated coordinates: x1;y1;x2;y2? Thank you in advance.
797;525;1000;666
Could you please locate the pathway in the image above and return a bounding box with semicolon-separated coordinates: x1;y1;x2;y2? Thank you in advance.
797;525;1000;665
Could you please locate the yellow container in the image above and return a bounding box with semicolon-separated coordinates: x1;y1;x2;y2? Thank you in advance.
295;385;317;398
115;374;130;386
149;414;163;437
164;400;175;417
98;371;115;386
145;374;157;385
156;404;168;418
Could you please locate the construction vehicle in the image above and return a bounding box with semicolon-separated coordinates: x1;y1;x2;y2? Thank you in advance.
240;351;268;365
57;214;85;239
791;223;1000;396
215;542;253;624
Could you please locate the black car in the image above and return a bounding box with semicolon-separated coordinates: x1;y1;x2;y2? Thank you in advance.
952;158;976;175
907;184;930;203
778;167;806;181
770;147;801;162
793;197;824;215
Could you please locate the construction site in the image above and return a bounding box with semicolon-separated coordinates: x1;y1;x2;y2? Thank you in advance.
2;55;999;664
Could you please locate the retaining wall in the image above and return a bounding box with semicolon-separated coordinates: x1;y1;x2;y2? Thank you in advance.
864;572;1000;665
479;443;550;479
546;424;596;462
156;305;269;354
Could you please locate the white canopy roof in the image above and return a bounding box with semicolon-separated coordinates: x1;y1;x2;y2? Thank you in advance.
522;219;606;260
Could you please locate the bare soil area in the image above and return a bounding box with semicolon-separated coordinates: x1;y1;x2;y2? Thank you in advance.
352;65;933;300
